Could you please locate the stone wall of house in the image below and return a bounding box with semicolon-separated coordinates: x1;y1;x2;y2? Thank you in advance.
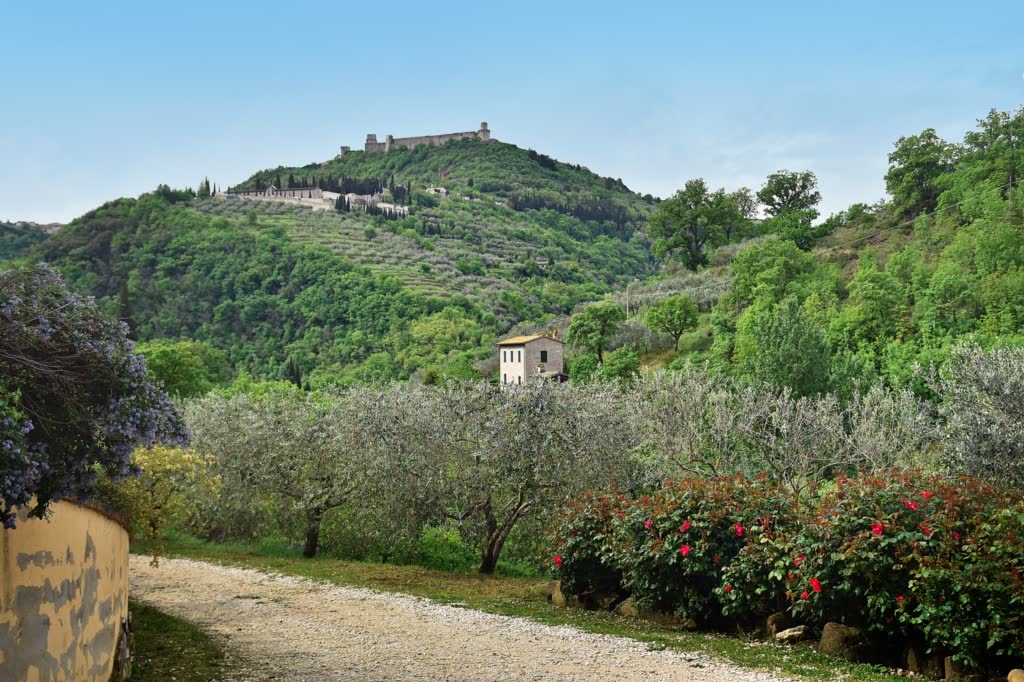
0;500;131;682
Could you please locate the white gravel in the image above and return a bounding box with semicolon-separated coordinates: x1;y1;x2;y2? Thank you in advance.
129;555;795;681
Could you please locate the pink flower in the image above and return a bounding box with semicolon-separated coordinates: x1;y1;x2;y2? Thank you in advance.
680;520;691;533
735;523;745;537
921;491;932;499
644;519;653;530
810;578;821;593
953;531;961;540
679;544;692;557
724;585;733;593
800;591;810;600
872;522;884;536
793;554;805;566
553;555;563;567
904;498;919;511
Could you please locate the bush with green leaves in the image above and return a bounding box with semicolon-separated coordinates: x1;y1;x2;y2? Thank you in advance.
554;471;1024;669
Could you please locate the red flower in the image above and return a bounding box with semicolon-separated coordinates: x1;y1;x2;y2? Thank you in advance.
679;544;692;557
724;585;733;593
903;498;919;511
713;554;720;563
800;591;810;600
810;578;821;593
953;531;961;540
793;554;805;566
735;523;745;537
553;555;563;567
644;519;653;530
872;522;884;536
896;595;904;603
680;520;691;533
921;491;932;499
787;573;795;580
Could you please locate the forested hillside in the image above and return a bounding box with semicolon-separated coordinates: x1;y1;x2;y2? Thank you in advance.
641;107;1024;398
7;108;1024;394
8;141;657;388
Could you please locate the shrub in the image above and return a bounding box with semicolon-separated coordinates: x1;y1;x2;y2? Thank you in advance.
554;470;1024;669
416;526;476;572
0;265;188;527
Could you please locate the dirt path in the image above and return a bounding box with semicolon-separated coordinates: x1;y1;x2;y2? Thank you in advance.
129;555;793;682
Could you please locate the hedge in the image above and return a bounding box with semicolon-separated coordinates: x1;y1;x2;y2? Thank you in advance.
552;471;1024;669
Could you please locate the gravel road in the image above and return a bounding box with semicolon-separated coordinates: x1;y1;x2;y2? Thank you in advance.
129;555;794;682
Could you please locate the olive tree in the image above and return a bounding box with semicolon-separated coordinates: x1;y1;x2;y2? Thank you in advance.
185;389;367;557
935;344;1024;484
640;367;935;494
354;381;642;573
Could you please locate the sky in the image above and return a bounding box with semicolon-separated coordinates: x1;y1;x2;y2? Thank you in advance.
2;1;1023;224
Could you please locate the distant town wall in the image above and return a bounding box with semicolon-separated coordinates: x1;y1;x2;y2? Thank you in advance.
365;122;492;152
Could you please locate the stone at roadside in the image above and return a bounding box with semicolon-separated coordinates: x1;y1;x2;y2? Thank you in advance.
582;591;620;611
1009;670;1024;682
551;581;567;608
819;623;868;662
544;581;557;603
775;625;807;643
614;598;639;618
636;606;680;625
765;612;789;637
944;657;987;682
902;644;943;678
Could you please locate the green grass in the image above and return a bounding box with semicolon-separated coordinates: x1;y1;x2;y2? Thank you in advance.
134;535;907;682
130;599;230;682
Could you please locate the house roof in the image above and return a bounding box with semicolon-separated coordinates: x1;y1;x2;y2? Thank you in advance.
496;333;563;346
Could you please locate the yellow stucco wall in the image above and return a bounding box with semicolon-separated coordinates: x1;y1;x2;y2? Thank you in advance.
0;500;129;682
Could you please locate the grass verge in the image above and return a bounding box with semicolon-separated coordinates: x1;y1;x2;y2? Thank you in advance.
133;535;906;682
130;599;229;682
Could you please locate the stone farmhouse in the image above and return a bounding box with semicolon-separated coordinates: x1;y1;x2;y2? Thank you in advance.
359;122;492;153
497;331;566;385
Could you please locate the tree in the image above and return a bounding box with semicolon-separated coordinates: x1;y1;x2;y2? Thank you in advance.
885;128;958;217
645;294;699;351
649;179;740;270
197;177;211;199
935;344;1024;485
742;297;831;397
353;382;640;573
757;170;822;218
726;187;758;240
136;339;232;398
598;346;640;383
186;390;367;557
566;300;626;362
568;352;600;383
0;265;189;527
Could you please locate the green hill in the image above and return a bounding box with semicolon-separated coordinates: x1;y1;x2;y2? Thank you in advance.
10;141;657;386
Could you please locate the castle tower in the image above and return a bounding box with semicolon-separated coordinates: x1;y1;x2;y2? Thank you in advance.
478;122;490;142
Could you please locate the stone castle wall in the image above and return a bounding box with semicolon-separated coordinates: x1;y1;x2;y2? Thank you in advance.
365;123;492;152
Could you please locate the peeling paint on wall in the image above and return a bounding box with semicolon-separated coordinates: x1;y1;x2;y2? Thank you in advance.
0;501;129;682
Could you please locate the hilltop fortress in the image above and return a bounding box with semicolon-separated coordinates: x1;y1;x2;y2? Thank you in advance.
339;122;493;156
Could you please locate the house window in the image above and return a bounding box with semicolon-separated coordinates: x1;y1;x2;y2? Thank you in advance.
503;373;507;384
502;350;506;362
517;376;521;385
518;350;521;362
540;350;548;363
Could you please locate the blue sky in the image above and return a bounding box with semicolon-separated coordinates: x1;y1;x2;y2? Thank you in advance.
2;0;1023;223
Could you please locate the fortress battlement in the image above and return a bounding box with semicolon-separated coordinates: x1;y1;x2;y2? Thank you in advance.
352;122;492;154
